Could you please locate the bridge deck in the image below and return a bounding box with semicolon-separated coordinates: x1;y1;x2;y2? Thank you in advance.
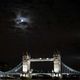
30;58;53;62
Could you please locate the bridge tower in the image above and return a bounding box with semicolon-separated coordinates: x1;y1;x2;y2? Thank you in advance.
53;52;62;78
22;51;31;77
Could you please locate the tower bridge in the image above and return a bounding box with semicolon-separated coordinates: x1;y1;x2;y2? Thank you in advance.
0;52;80;78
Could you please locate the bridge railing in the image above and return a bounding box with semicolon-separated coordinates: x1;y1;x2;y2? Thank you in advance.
62;62;80;74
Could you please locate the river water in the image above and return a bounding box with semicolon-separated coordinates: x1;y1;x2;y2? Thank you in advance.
0;78;80;80
0;79;54;80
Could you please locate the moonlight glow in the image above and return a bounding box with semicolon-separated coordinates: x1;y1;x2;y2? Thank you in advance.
14;12;31;30
16;16;30;24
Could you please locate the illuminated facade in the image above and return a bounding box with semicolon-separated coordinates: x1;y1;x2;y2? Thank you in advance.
22;52;30;73
22;51;62;78
53;54;61;73
53;53;62;78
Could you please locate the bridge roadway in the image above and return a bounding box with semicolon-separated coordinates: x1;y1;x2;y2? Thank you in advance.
4;72;80;75
1;72;79;77
30;58;53;62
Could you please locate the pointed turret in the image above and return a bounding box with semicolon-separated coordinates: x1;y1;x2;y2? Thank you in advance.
26;51;31;60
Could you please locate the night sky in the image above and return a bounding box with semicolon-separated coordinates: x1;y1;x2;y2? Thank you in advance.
0;0;80;71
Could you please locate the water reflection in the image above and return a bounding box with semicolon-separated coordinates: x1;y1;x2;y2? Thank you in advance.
0;79;80;80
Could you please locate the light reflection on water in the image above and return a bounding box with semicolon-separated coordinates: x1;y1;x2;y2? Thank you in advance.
1;79;50;80
0;79;21;80
0;79;47;80
0;79;56;80
0;79;80;80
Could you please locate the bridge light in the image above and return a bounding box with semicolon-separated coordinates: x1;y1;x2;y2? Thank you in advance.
53;74;56;77
39;58;42;59
46;58;49;60
29;70;32;73
20;74;22;77
29;71;32;74
0;75;3;77
26;74;29;77
23;74;26;77
55;74;58;77
67;73;69;76
59;73;62;77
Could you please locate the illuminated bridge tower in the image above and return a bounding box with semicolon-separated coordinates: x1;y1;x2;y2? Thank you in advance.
53;53;62;78
22;51;31;77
